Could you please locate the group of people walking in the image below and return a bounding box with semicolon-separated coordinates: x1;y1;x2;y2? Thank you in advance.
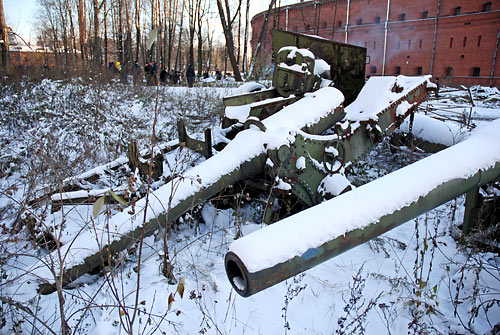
140;61;196;86
159;68;183;85
108;60;224;87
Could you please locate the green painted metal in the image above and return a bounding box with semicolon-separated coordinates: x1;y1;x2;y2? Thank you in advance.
249;96;299;120
222;95;298;130
272;45;323;97
177;119;210;158
223;88;278;107
223;29;367;127
225;161;500;297
272;29;366;105
341;83;428;165
263;81;430;210
462;187;482;235
266;132;344;207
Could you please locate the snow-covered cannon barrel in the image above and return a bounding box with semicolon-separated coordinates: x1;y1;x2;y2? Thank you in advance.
225;119;500;297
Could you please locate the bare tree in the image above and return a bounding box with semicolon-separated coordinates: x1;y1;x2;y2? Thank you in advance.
77;0;87;62
196;0;208;75
117;0;124;63
186;0;197;69
92;0;106;64
165;0;179;70
124;0;133;64
215;0;242;81
135;0;141;61
63;0;77;61
242;0;250;73
39;0;61;67
237;0;241;67
0;0;9;68
103;0;108;65
174;0;185;71
55;0;69;64
153;0;161;66
206;16;214;72
248;0;277;79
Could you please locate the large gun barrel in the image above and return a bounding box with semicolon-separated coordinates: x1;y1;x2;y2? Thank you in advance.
225;119;500;297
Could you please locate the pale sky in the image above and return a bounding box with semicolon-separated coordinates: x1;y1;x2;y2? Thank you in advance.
4;0;299;45
4;0;38;43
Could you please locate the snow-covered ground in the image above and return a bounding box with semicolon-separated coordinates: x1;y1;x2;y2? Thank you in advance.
0;78;499;334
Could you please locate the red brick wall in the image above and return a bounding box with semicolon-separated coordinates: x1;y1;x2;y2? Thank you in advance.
251;0;500;87
9;51;55;67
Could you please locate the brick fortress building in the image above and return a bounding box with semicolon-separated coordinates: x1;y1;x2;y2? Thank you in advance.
251;0;500;87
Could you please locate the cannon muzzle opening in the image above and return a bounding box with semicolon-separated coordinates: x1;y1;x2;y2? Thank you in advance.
225;251;251;297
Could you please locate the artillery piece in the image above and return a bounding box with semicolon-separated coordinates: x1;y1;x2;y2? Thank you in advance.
35;30;442;294
219;34;500;298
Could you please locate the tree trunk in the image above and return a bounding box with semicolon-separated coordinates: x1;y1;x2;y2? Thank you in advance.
242;0;249;73
156;2;161;68
135;0;141;62
248;0;276;79
77;0;87;62
174;0;185;71
166;0;178;70
162;0;167;67
206;19;212;72
64;0;77;64
93;1;100;64
124;0;132;64
93;0;106;65
196;0;205;75
118;0;124;63
237;3;241;70
187;0;196;68
103;0;108;66
215;0;242;81
196;31;202;74
59;2;68;65
0;0;9;68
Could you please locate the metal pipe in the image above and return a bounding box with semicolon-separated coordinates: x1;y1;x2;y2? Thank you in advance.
285;6;289;31
345;0;350;44
429;0;441;75
225;123;500;297
331;0;338;40
381;0;391;75
490;24;500;86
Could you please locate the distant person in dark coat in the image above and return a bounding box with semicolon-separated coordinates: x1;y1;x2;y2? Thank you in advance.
133;60;141;85
152;61;158;83
120;63;128;84
186;65;195;87
144;62;154;85
159;68;168;85
435;78;441;98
